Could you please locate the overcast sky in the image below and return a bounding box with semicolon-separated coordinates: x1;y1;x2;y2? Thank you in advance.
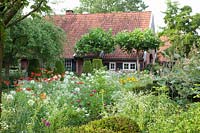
49;0;200;32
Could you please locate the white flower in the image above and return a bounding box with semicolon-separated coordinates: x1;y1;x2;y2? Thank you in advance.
38;84;43;89
74;87;80;92
28;99;35;106
30;80;35;84
82;73;86;77
10;91;16;95
6;94;14;101
85;113;90;117
69;72;74;75
76;108;81;112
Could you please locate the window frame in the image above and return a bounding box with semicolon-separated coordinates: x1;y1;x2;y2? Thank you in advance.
122;62;136;71
109;62;116;71
65;60;72;71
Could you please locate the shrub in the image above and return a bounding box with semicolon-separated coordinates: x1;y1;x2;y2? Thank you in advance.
57;116;140;133
27;59;40;77
92;59;103;70
82;60;93;73
57;126;114;133
54;60;65;75
87;116;140;133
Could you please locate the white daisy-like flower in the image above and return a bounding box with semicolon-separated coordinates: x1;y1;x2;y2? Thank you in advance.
7;94;14;101
27;99;35;106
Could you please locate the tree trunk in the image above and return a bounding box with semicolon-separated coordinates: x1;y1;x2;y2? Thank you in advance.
136;50;140;72
0;24;5;117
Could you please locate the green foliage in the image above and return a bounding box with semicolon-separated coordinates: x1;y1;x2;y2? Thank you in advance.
87;116;140;133
155;50;200;102
4;17;65;65
148;103;200;132
92;59;103;70
75;28;115;56
57;126;114;133
57;116;140;133
115;29;160;52
119;73;154;92
160;0;200;57
27;59;41;76
111;92;180;131
54;60;65;75
82;60;93;73
115;29;160;71
75;0;147;13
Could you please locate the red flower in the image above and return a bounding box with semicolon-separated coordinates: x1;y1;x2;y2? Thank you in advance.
31;72;35;77
35;73;41;77
3;80;10;86
26;88;32;91
76;81;84;84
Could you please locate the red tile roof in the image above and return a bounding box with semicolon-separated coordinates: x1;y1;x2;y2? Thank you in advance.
47;11;152;59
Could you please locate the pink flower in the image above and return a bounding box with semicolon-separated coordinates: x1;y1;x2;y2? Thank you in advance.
92;90;97;93
45;121;50;127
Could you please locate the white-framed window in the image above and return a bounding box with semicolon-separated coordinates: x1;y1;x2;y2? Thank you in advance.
65;60;72;71
109;62;116;71
123;62;136;71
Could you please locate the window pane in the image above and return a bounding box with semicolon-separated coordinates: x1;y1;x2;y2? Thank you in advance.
124;63;129;69
66;60;72;71
110;62;115;70
130;63;135;69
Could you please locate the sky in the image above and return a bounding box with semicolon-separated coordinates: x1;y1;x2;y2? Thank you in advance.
49;0;200;32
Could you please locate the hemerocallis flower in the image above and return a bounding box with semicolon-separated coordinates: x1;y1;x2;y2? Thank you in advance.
40;93;46;100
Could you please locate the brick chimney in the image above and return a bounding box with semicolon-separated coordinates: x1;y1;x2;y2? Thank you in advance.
65;10;74;15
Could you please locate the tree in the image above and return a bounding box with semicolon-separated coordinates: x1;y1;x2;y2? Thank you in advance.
0;0;52;116
115;29;160;72
3;17;65;78
75;28;115;57
160;0;200;57
75;0;148;13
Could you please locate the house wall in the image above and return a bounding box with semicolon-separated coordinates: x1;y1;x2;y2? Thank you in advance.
76;59;83;75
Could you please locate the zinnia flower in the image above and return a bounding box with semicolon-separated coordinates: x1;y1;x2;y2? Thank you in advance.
40;93;46;100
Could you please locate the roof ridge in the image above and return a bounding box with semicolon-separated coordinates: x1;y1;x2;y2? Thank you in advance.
49;11;152;17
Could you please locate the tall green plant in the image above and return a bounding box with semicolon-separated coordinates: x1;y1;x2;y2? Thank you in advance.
54;60;65;75
92;59;103;70
82;60;93;73
160;0;200;57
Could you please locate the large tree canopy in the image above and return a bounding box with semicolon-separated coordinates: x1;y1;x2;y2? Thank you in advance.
75;0;148;13
115;29;160;71
160;0;200;57
0;0;53;116
75;28;115;57
3;17;65;75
